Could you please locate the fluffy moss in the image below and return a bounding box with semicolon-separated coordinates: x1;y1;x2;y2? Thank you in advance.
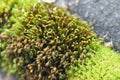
0;2;99;80
1;1;120;80
67;45;120;80
0;0;38;67
0;0;38;59
0;0;38;32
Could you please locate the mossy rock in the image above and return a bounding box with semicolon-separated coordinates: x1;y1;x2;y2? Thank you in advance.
0;2;99;80
1;1;120;80
67;45;120;80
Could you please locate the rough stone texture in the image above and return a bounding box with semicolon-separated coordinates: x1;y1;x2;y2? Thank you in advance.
56;0;120;53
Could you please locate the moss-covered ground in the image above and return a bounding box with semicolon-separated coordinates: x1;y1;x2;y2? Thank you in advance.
1;1;120;80
67;45;120;80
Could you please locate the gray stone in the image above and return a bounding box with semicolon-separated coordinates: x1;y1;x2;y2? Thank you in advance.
56;0;120;53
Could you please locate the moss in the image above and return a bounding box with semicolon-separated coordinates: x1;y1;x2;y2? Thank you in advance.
0;0;38;32
0;2;99;80
0;0;39;77
1;1;120;80
0;0;38;64
67;45;120;80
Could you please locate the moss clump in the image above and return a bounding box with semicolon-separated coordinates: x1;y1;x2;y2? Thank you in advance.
0;0;38;32
0;0;15;30
0;0;38;63
0;0;38;71
67;45;120;80
0;2;99;80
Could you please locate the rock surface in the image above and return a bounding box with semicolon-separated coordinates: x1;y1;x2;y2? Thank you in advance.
56;0;120;53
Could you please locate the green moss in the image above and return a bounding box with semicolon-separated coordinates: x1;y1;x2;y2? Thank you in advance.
1;1;120;80
67;45;120;80
0;0;38;62
0;0;38;32
0;2;99;80
0;0;39;77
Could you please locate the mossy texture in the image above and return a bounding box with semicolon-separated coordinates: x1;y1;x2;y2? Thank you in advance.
1;1;120;80
67;45;120;80
0;2;99;80
0;0;38;32
0;0;38;63
0;0;38;71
